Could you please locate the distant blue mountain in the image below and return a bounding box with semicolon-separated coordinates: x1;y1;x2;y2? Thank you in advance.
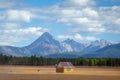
25;32;65;56
62;39;85;52
83;39;112;52
0;32;119;58
82;43;120;58
0;46;31;56
0;32;66;56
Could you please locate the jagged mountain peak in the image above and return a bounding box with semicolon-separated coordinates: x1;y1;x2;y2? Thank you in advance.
63;38;80;44
65;38;74;41
25;32;64;56
83;39;112;52
93;39;110;43
40;32;53;39
63;38;85;52
28;32;54;47
90;39;111;47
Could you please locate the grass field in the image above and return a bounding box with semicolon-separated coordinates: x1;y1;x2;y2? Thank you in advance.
0;65;120;80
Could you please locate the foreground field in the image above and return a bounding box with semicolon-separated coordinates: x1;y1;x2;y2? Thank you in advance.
0;65;120;80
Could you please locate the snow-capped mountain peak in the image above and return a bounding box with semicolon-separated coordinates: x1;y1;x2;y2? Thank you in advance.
62;39;85;52
90;39;112;48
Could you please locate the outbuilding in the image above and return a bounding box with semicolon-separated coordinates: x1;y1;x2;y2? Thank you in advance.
56;62;75;73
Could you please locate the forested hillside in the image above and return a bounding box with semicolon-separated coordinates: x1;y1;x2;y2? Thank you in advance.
0;54;120;66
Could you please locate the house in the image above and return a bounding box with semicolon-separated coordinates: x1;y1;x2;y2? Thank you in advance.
56;62;75;73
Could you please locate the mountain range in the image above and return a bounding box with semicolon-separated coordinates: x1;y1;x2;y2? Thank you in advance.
0;32;120;58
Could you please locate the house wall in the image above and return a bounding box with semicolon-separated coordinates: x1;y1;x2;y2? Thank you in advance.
56;67;64;73
56;67;74;73
64;68;74;72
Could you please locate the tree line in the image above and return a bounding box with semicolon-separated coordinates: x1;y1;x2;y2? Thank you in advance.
0;54;120;66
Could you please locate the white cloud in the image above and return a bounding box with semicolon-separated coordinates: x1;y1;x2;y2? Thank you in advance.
0;9;34;23
60;9;82;18
1;23;19;29
114;18;120;25
6;10;32;22
74;33;83;41
0;0;120;46
0;42;14;46
33;0;120;34
0;0;23;8
0;0;15;8
85;36;98;41
57;33;98;42
99;6;120;34
0;0;119;35
0;23;49;46
33;0;104;34
88;27;106;33
63;0;95;7
57;35;72;40
82;8;99;18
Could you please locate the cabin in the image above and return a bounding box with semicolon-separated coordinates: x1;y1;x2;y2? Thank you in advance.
56;62;75;73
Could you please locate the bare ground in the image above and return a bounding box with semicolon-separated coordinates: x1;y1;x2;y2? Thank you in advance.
0;65;120;80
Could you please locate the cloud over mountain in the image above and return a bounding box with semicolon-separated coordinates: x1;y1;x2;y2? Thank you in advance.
0;0;119;46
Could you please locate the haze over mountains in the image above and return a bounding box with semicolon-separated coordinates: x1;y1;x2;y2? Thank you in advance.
0;32;120;58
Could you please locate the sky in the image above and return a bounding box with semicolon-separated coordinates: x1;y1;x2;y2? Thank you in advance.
0;0;120;47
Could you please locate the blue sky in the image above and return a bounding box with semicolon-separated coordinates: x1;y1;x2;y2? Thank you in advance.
0;0;120;47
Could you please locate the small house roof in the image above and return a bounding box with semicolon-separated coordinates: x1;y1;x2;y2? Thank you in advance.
57;62;74;68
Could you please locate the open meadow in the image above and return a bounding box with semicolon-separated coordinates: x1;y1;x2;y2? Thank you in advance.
0;65;120;80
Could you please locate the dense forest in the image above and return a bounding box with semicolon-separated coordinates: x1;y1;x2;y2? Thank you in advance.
0;54;120;66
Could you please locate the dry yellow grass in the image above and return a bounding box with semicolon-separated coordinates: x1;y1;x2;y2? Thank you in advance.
0;65;120;80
